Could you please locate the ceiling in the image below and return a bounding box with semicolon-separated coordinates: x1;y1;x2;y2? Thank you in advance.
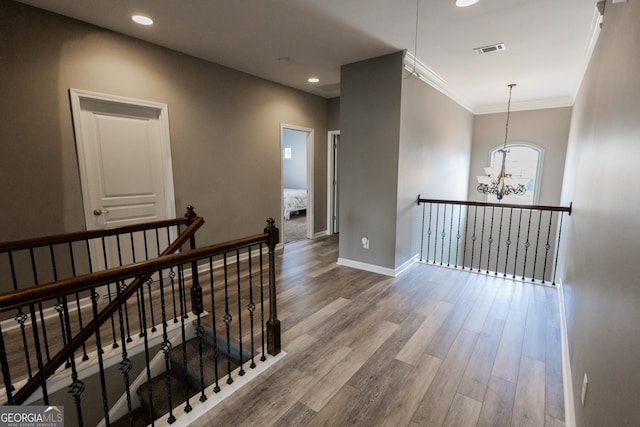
17;0;601;113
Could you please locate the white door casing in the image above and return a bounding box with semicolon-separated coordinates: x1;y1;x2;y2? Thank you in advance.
70;89;176;272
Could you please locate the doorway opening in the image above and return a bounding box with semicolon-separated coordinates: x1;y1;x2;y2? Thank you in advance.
281;125;314;244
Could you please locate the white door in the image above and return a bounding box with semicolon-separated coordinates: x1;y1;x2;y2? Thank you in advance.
70;89;176;273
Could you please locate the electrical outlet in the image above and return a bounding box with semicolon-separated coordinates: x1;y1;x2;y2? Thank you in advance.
581;373;589;406
361;237;369;249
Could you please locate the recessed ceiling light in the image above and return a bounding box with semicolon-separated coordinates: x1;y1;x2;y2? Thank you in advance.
308;77;320;83
132;15;154;26
456;0;480;7
277;57;291;64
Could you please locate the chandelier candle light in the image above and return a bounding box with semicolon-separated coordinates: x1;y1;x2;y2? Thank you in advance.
477;84;528;200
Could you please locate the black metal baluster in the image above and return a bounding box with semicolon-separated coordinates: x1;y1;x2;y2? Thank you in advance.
68;243;89;361
29;248;51;362
166;230;179;323
236;250;245;376
521;209;534;280
223;254;233;384
552;213;566;286
159;267;175;424
447;204;454;266
49;245;70;368
420;203;426;261
208;256;221;393
426;203;433;263
486;207;496;273
0;324;14;404
130;233;145;339
8;252;32;377
470;206;479;271
440;204;447;265
115;280;134;422
100;237;119;349
433;204;440;265
115;236;133;343
62;295;85;426
541;211;554;284
138;272;156;425
91;288;110;426
143;230;157;332
155;229;167;328
495;207;505;275
504;208;514;277
461;205;471;270
454;204;462;268
478;206;487;273
28;304;48;404
247;246;257;369
531;209;544;282
513;209;524;279
177;265;192;413
259;246;266;362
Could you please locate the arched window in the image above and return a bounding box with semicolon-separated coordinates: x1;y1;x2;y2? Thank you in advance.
486;143;543;204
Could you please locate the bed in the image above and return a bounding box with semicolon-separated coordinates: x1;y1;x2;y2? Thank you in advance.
284;188;307;220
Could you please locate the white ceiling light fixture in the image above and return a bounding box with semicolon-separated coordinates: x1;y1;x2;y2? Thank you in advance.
477;84;529;200
307;77;320;83
456;0;480;7
132;15;154;26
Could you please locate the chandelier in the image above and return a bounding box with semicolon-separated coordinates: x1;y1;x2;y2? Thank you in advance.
477;84;528;200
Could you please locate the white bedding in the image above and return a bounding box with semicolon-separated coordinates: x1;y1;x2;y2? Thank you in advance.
284;188;307;220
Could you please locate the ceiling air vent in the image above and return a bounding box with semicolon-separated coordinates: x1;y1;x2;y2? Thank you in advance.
473;43;506;54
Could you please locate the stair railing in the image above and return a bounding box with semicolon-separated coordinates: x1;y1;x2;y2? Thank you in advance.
417;197;571;284
0;216;280;426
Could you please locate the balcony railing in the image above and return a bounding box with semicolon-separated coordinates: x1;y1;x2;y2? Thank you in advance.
0;208;281;426
417;197;571;285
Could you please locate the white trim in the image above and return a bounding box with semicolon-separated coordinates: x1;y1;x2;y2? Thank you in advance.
314;230;328;239
557;277;576;427
403;51;474;113
327;130;340;235
475;97;574;115
280;124;315;242
337;254;418;277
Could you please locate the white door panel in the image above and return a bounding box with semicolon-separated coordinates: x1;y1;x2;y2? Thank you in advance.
70;89;176;278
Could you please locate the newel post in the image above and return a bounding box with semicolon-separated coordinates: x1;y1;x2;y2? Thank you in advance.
186;206;203;315
265;218;281;355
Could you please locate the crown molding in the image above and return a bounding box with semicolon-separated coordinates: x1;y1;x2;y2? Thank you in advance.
403;51;475;113
474;96;575;115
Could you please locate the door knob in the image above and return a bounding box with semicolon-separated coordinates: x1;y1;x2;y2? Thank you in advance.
93;208;109;216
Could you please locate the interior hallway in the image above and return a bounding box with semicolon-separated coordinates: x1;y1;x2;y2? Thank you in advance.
192;234;564;426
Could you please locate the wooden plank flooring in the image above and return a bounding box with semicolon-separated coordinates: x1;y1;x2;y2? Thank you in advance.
192;235;565;427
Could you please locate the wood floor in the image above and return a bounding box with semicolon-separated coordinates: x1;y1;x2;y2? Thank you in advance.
191;235;565;427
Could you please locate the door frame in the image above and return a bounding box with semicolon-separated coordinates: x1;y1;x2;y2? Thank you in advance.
327;130;340;235
280;124;314;242
69;88;177;231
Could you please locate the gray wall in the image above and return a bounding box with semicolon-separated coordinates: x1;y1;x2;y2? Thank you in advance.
339;52;473;271
396;74;473;268
339;53;403;269
468;107;571;205
0;1;328;245
557;0;640;425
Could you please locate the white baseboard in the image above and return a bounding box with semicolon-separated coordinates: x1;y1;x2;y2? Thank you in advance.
337;254;419;277
557;277;576;427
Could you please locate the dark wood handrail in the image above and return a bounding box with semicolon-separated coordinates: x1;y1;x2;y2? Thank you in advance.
417;196;572;215
0;224;284;314
0;217;192;253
